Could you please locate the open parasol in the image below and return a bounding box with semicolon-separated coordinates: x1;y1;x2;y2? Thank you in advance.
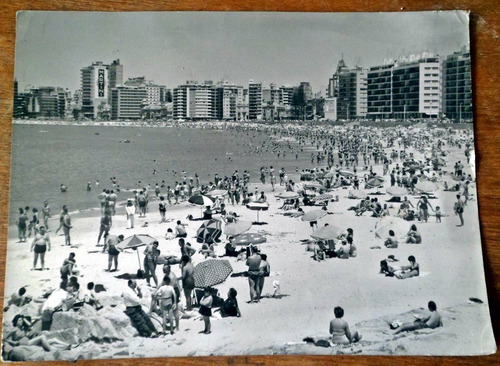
193;259;233;288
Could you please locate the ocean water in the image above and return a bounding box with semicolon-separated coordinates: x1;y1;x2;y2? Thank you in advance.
9;124;315;223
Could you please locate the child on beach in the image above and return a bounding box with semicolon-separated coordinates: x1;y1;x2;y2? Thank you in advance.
435;206;442;223
199;287;213;334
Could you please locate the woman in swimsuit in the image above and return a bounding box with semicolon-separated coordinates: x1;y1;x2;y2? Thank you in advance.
329;306;361;344
30;226;50;270
396;255;420;279
406;224;422;244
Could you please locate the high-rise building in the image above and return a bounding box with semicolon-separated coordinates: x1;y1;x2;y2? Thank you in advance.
367;53;442;120
108;59;123;102
279;85;294;106
248;80;262;120
111;86;147;120
328;58;367;120
443;47;472;121
214;81;241;120
173;81;216;120
81;59;122;119
13;80;27;118
299;82;313;102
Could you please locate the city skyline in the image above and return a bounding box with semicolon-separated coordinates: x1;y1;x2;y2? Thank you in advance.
15;11;469;93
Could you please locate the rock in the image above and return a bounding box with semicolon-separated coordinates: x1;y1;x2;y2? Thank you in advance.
78;317;124;342
45;328;80;345
78;304;98;317
97;295;123;308
51;311;80;331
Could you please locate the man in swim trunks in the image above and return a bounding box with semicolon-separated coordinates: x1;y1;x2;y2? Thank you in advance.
162;264;181;330
103;234;124;272
143;241;160;287
30;226;51;271
394;301;442;334
180;255;195;311
246;246;262;303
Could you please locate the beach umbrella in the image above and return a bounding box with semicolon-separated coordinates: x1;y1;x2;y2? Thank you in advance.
415;180;439;193
246;202;269;224
116;234;158;270
311;225;345;240
188;194;215;207
312;193;333;203
193;259;233;288
196;219;222;243
375;217;410;239
301;210;327;222
277;191;300;199
348;189;368;199
223;221;252;236
303;182;324;190
338;169;355;177
366;176;385;188
386;186;408;197
324;171;336;179
231;232;267;246
208;189;228;197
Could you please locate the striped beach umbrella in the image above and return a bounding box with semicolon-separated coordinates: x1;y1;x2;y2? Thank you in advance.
196;219;222;243
193;259;233;288
188;194;215;207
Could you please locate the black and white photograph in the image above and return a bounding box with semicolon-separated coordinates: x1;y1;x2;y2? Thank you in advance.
2;10;496;361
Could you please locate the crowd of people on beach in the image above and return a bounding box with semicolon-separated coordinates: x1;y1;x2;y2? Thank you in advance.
5;122;477;359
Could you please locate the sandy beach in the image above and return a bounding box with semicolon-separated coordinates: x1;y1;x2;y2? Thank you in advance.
2;123;496;360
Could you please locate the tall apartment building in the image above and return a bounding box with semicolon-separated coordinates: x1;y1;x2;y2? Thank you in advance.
214;81;242;120
367;53;442;119
173;81;216;120
81;59;123;119
248;80;262;120
111;86;147;120
443;47;472;121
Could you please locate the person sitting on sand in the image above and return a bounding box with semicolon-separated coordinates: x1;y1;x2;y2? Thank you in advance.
396;255;420;279
394;301;443;334
347;236;357;257
405;224;422;244
60;252;77;281
165;228;175;240
313;241;327;261
3;314;71;361
219;288;241;318
329;306;362;345
175;220;187;238
199;241;216;259
336;239;350;259
384;230;399;248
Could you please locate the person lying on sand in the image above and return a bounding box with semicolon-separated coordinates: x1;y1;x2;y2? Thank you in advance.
329;306;362;345
394;301;443;335
3;314;71;361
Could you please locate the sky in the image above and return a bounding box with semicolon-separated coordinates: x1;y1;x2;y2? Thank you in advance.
14;11;470;94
